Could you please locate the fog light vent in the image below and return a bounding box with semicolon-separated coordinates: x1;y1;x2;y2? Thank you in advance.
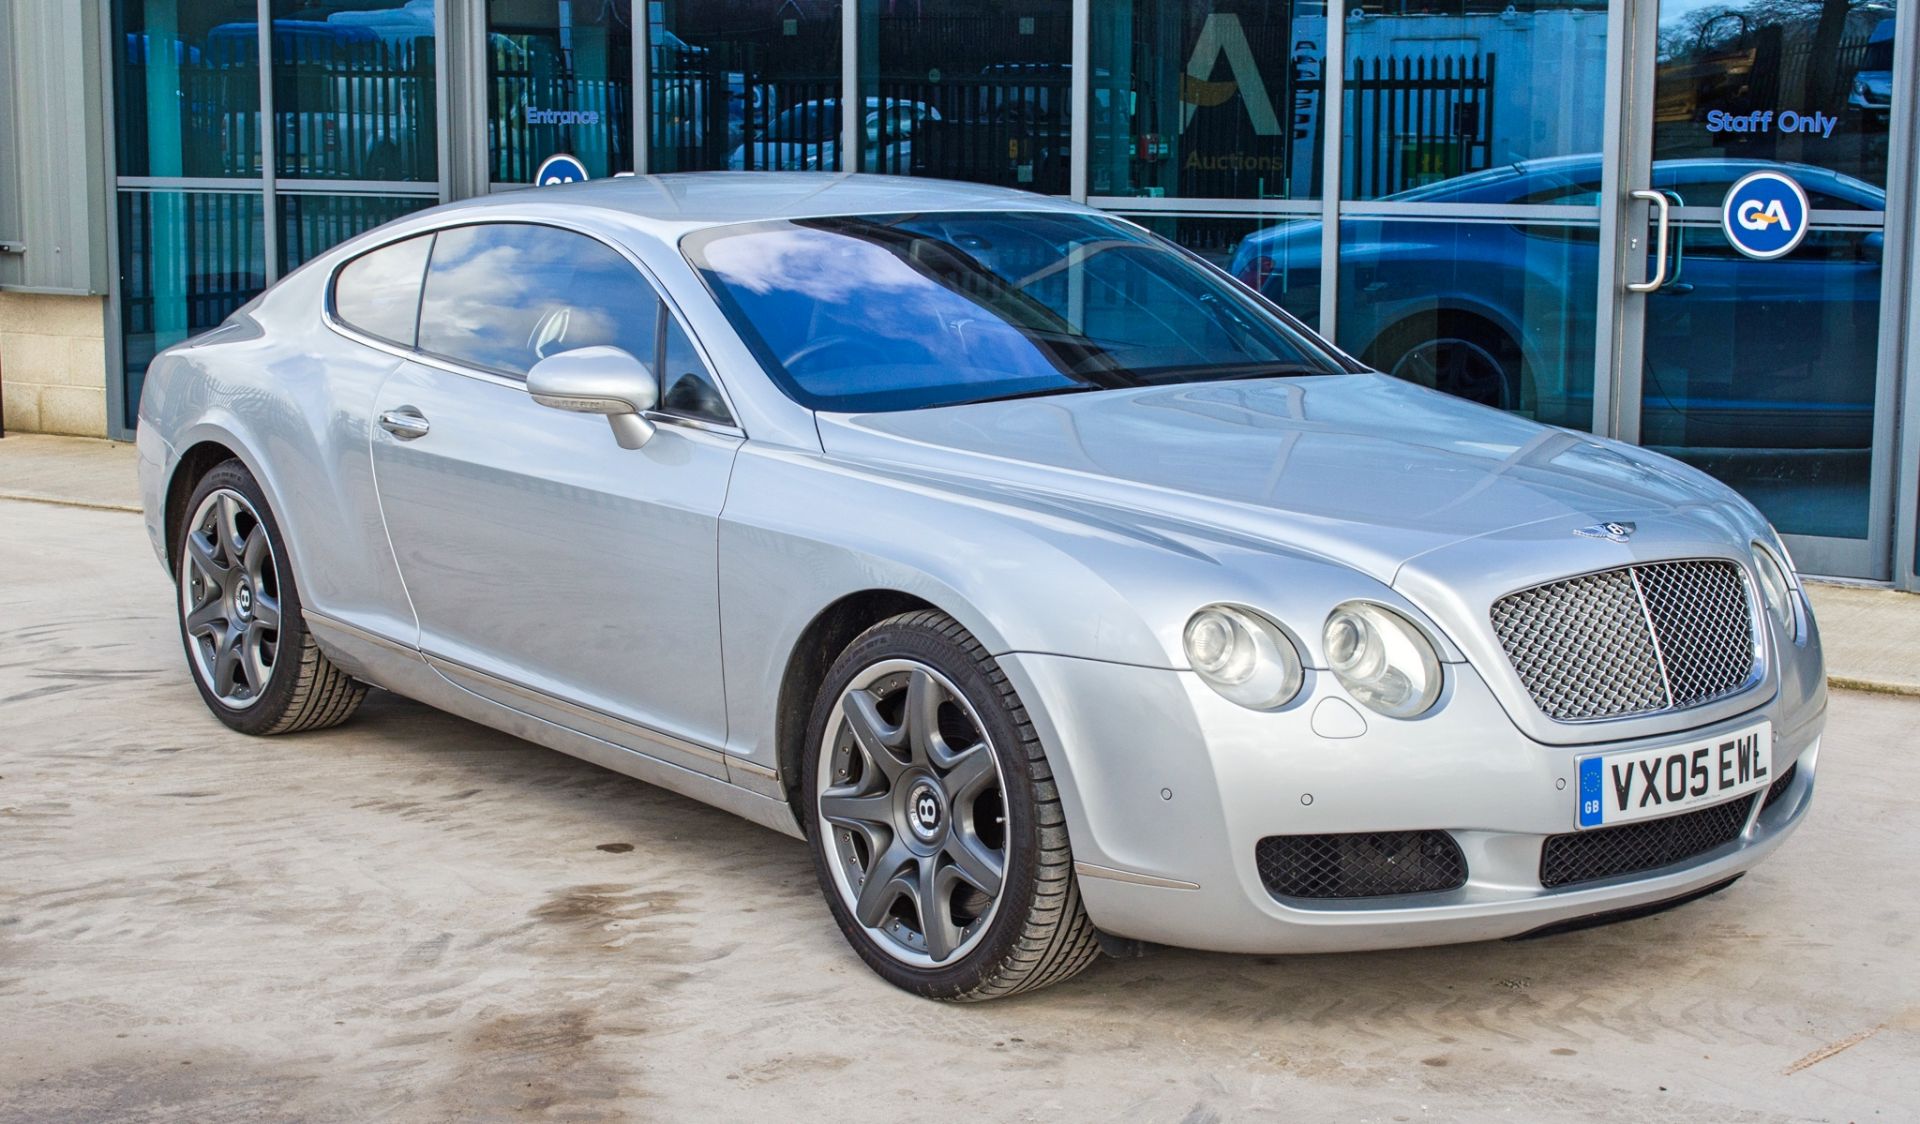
1760;761;1799;812
1254;831;1467;900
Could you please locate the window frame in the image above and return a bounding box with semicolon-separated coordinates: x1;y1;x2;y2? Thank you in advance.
321;217;743;434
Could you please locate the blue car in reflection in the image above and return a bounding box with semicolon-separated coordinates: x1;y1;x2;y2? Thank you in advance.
1229;156;1884;448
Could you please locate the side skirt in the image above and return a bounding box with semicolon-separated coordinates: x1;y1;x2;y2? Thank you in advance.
304;610;804;840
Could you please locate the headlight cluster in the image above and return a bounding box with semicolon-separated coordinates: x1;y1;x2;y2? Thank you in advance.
1751;540;1799;643
1322;602;1442;718
1183;600;1443;717
1182;605;1302;710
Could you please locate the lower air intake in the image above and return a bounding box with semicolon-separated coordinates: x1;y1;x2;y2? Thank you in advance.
1540;796;1753;889
1255;831;1467;900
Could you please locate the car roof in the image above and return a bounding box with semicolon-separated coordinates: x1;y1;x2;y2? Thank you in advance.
423;172;1087;231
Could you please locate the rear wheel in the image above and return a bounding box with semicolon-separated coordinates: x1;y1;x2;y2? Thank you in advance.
175;460;366;735
803;610;1101;1000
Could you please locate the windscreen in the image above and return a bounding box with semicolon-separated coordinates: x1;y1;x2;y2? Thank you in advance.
683;210;1341;412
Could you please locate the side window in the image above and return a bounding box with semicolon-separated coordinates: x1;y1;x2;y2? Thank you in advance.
659;315;733;425
332;234;432;346
416;223;661;378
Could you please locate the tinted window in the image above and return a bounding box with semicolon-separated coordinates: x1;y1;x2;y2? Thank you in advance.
659;316;732;425
417;224;661;377
332;233;432;345
685;211;1339;413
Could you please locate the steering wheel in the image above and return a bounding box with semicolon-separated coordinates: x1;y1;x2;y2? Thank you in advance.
782;333;894;375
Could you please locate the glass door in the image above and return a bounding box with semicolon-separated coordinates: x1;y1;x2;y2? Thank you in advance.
1612;0;1905;578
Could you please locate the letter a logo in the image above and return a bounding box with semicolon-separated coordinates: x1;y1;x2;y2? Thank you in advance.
1181;14;1282;136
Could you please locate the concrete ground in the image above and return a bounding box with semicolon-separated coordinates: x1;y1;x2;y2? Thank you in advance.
3;497;1919;1122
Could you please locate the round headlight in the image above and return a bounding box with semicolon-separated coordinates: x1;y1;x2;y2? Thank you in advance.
1751;542;1799;643
1183;605;1304;710
1322;602;1442;718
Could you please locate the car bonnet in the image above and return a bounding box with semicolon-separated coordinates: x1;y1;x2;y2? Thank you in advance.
813;373;1734;585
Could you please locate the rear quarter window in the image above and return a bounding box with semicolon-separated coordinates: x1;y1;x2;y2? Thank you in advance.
331;233;433;346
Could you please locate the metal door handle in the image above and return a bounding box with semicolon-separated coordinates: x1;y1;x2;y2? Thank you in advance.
378;407;431;439
1626;189;1670;293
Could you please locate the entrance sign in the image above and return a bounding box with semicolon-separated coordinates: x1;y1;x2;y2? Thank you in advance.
534;153;590;186
1721;170;1810;261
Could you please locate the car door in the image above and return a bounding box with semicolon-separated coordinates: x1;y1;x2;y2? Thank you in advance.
368;221;743;770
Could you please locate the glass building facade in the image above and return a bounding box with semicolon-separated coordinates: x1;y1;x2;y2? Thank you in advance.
105;0;1917;582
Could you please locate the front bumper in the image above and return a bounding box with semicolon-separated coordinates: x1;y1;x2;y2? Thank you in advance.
998;651;1822;955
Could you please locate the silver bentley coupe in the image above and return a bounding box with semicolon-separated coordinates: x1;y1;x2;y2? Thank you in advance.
136;174;1823;1000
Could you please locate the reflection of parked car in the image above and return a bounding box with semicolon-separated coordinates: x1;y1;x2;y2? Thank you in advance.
1848;18;1894;124
1229;156;1884;446
727;97;938;171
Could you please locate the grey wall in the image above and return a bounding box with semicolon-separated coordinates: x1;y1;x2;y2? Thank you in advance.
0;0;109;295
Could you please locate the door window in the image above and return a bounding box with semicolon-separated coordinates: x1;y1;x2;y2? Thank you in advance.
417;223;661;378
331;232;433;345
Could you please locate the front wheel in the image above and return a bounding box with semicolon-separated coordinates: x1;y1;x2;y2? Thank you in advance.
803;611;1101;1000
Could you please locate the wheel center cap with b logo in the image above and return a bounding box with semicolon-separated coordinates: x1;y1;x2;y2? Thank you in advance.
905;779;946;843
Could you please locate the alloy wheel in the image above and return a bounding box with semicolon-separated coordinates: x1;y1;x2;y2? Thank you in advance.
179;488;282;710
816;659;1009;967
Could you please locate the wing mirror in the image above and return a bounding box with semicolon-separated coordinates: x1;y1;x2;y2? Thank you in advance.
526;345;659;449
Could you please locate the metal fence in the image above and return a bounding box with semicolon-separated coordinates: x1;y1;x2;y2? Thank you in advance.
491;43;633;181
272;36;437;181
1344;54;1496;199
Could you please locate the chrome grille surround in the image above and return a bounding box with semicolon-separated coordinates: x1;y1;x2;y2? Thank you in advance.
1489;559;1759;722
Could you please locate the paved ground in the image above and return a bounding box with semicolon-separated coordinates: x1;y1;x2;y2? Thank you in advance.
0;433;141;512
2;499;1918;1123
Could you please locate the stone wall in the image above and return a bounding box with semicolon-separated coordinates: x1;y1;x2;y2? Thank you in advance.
0;292;109;437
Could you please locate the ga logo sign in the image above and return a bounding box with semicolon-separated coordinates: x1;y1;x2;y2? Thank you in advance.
1721;170;1810;260
534;153;590;187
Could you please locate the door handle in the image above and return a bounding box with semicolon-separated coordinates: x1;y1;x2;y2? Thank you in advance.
1626;189;1671;293
378;407;431;440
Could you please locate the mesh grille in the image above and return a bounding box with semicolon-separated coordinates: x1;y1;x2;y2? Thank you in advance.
1491;560;1756;721
1761;761;1799;811
1539;795;1754;889
1636;561;1757;707
1255;831;1467;900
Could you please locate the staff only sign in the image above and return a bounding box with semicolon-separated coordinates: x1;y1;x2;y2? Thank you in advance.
1705;108;1843;139
1721;169;1812;261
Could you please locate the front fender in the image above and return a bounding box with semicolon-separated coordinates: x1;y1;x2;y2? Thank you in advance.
716;444;1450;772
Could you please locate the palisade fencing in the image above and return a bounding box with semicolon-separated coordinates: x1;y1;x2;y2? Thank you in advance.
869;69;1072;192
648;18;840;172
490;42;633;182
121;33;261;177
1343;54;1496;199
273;35;437;181
278;195;435;271
872;13;1072;192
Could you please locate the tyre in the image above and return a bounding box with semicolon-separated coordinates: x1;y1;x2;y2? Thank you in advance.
1367;312;1523;411
802;610;1101;1000
175;460;366;735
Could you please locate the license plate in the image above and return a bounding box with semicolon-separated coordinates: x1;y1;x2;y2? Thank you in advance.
1575;721;1772;829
